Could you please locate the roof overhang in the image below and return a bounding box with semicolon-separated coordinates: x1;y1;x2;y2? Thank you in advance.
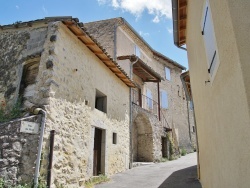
62;19;135;87
180;71;192;101
117;55;163;82
172;0;187;48
0;16;135;88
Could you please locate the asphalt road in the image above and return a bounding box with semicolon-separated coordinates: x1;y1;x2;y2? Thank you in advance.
95;152;202;188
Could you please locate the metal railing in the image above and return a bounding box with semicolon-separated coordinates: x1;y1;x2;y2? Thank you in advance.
132;89;171;130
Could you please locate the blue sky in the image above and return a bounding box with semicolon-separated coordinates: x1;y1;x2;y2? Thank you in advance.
0;0;188;68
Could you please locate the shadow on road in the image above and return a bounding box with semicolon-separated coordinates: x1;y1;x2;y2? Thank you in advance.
158;165;202;188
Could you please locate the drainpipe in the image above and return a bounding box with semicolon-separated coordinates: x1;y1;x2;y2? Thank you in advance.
129;57;139;169
31;107;47;188
47;130;55;188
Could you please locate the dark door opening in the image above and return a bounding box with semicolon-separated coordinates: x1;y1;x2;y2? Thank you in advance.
93;128;102;176
162;137;168;158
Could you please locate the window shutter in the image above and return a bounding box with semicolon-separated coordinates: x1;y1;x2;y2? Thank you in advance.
201;1;218;76
135;45;140;57
160;90;168;109
146;89;153;109
165;67;171;80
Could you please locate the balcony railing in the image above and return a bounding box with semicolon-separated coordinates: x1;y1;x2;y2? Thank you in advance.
132;89;171;130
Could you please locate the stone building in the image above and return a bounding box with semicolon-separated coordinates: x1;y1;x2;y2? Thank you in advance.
0;17;134;187
85;17;195;162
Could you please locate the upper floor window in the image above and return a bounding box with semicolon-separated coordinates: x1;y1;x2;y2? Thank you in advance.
95;89;107;113
165;67;171;81
201;1;219;78
160;90;168;109
146;88;153;109
135;45;141;58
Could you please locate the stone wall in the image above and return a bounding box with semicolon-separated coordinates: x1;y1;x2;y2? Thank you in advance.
41;98;129;188
132;104;165;162
0;25;48;110
0;115;41;186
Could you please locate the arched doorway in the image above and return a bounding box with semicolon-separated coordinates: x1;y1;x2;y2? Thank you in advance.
133;113;154;162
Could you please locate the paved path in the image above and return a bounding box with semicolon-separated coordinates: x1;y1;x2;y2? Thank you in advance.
95;152;202;188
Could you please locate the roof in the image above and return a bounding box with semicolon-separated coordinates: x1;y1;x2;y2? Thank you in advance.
172;0;188;48
0;16;135;88
117;55;164;82
85;17;186;70
152;50;186;70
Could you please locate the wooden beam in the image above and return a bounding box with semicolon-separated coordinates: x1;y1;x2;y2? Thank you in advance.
85;42;95;46
179;2;187;9
93;51;103;55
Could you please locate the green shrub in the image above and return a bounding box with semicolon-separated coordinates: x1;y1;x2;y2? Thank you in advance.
180;148;187;156
0;99;23;123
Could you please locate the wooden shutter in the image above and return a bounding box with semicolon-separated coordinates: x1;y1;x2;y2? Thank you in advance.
201;1;218;75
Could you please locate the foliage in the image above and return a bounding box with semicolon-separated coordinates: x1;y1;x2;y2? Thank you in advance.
85;174;110;188
180;148;187;156
0;99;23;123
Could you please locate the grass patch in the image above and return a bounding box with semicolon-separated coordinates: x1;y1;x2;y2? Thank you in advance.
85;174;110;188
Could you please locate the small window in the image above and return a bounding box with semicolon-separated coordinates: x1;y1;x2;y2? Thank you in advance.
113;133;117;144
95;89;107;113
165;67;171;81
19;59;40;96
192;126;196;133
146;89;153;109
135;45;141;57
201;1;219;77
160;90;168;109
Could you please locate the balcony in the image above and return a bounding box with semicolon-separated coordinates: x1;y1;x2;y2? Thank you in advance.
132;89;171;131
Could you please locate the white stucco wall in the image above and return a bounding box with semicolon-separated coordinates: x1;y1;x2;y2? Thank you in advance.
186;0;250;187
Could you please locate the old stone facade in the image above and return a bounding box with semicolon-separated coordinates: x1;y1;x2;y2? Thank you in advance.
0;17;133;187
85;18;196;162
0;115;40;186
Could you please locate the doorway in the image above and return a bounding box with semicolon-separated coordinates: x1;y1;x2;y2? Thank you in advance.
93;128;105;176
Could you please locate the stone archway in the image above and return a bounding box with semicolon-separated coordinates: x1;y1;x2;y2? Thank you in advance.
133;113;154;162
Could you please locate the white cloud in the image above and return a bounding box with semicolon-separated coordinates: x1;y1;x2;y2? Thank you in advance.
98;0;172;22
42;5;48;15
167;27;173;34
153;15;160;23
16;5;19;9
139;31;150;37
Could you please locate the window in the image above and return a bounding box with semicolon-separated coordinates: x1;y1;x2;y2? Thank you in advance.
113;133;117;144
160;90;168;109
135;45;141;57
201;1;219;77
146;89;153;109
19;59;40;96
95;89;107;113
165;67;171;81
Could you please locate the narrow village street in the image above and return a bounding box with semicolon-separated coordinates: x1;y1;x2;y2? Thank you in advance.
95;152;201;188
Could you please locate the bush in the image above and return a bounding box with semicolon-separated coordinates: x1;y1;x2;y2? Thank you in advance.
180;148;187;156
0;99;23;123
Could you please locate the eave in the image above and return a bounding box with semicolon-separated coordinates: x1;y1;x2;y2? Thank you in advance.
180;71;192;101
172;0;187;48
117;55;163;82
62;20;135;88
